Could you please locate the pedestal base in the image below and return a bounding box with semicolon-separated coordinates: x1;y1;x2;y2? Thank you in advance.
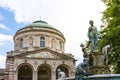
89;52;110;74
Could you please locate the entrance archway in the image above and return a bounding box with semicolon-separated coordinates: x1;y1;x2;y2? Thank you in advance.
18;65;32;80
38;64;51;80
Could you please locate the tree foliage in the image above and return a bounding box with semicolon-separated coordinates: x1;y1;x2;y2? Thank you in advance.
99;0;120;73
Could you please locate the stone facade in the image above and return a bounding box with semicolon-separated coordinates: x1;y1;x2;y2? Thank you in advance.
4;20;76;80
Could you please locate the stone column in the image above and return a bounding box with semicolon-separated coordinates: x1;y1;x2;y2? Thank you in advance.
33;70;37;80
14;70;17;80
52;70;56;80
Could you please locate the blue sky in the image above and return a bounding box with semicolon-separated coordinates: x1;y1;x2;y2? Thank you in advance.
0;7;27;68
0;7;25;54
0;0;106;68
0;7;24;34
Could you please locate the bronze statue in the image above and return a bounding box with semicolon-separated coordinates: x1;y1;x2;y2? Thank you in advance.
80;43;94;67
102;45;111;66
87;20;102;52
75;58;92;80
80;43;88;58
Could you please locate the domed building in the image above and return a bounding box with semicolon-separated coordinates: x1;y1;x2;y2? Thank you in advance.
5;20;76;80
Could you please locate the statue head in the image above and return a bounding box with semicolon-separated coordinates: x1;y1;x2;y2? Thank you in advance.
80;43;85;48
57;68;61;73
107;45;110;48
89;20;94;26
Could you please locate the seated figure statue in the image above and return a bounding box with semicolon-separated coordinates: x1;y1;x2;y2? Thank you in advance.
57;68;66;80
75;58;92;80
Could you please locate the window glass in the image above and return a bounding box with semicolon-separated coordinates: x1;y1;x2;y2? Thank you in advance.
40;36;45;47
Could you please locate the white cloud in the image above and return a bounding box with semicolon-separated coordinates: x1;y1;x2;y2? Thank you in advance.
0;0;106;63
0;23;10;30
0;33;13;47
0;55;6;68
0;33;13;68
0;0;106;23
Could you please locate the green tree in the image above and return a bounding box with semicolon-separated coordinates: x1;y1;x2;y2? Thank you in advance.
99;0;120;73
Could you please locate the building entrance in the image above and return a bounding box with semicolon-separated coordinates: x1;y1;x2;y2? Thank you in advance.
38;64;51;80
18;65;32;80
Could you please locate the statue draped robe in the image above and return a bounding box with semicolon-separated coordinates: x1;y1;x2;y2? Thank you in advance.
88;26;101;52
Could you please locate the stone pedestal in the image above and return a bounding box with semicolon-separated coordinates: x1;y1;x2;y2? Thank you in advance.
89;52;110;74
90;66;110;74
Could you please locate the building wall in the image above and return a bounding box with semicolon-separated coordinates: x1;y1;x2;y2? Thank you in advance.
5;56;76;80
14;29;65;53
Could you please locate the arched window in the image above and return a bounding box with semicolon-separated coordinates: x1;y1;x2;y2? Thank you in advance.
40;36;45;47
20;38;23;49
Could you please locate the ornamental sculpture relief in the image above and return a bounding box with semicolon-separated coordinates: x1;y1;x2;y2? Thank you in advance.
26;52;53;58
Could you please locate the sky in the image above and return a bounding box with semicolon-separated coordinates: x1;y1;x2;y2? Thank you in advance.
0;0;106;68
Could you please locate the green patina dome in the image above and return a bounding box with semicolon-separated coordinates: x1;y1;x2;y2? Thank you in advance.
17;20;63;35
